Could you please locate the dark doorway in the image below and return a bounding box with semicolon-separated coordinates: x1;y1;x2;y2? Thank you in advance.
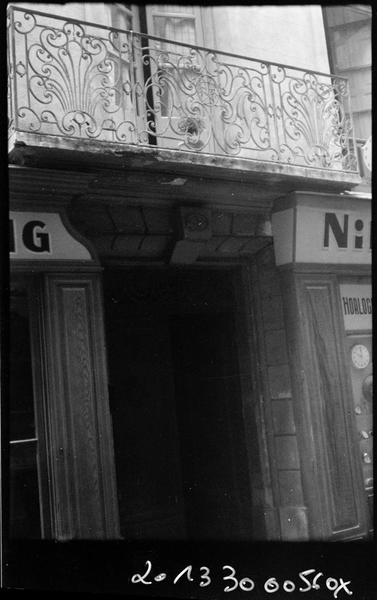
9;280;41;538
104;268;254;540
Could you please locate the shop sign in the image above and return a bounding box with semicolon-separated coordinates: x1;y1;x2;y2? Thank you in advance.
272;195;371;266
10;211;92;261
339;283;372;331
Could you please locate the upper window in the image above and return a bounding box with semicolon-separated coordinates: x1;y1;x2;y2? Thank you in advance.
111;3;140;31
323;5;371;142
149;5;198;45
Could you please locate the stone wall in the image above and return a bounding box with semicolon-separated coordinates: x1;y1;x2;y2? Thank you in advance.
254;244;309;540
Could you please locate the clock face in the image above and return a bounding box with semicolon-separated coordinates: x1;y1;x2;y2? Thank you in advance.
351;344;370;369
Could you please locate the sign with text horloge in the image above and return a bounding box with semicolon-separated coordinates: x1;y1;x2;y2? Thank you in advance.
339;283;372;331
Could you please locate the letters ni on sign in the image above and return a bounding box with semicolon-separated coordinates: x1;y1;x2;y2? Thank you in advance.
9;211;91;261
272;196;371;266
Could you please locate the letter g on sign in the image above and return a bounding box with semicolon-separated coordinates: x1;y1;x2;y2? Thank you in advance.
22;220;51;253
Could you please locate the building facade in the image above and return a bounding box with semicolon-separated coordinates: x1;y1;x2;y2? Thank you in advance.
7;4;372;543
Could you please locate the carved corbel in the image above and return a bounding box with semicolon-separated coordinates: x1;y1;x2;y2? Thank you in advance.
170;207;212;264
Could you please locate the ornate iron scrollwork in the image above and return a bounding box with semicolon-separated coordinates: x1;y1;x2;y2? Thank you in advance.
8;5;358;173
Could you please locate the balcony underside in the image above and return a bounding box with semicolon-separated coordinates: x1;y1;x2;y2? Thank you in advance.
9;132;361;200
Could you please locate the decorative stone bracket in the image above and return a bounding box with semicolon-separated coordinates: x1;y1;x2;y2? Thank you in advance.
170;206;212;265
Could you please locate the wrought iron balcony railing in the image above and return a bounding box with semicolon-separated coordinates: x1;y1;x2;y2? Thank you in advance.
8;6;359;174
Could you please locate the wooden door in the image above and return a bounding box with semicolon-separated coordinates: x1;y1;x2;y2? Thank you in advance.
281;272;370;540
9;271;120;540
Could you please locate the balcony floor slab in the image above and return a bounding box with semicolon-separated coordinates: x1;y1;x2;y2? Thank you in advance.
9;132;361;204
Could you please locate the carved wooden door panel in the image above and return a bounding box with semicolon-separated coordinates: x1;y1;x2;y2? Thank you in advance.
38;273;120;539
292;276;369;540
9;272;120;540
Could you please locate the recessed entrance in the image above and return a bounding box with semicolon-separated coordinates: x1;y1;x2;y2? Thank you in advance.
104;267;257;541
